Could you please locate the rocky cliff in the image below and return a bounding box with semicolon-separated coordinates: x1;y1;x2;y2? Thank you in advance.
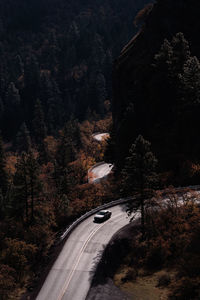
112;0;200;179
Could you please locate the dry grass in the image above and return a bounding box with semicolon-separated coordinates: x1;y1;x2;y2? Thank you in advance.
114;267;174;300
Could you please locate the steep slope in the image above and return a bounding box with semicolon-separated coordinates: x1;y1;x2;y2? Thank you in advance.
112;0;200;180
0;0;150;140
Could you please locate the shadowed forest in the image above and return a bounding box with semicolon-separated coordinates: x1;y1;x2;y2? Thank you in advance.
1;0;200;299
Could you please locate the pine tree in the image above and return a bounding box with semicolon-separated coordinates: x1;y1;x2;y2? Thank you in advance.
4;82;21;137
5;82;20;106
0;135;8;196
24;54;40;118
181;56;200;106
96;73;107;115
39;73;63;133
14;54;24;78
32;99;47;145
177;56;200;155
0;97;4;130
91;34;105;68
13;153;29;223
122;135;158;239
103;50;113;98
32;99;47;163
15;123;31;153
0;97;4;119
26;151;41;222
0;189;5;218
0;135;9;219
153;33;192;124
56;120;80;172
24;55;40;96
5;82;21;117
171;32;191;75
154;38;173;72
153;38;174;117
13;151;41;224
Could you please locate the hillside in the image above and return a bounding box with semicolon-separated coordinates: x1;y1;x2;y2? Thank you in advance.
112;0;200;184
0;0;150;141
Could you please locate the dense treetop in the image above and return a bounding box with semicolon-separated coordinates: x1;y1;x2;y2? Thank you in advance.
0;0;150;141
112;0;200;184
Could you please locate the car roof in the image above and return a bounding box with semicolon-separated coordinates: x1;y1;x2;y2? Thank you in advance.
99;210;109;213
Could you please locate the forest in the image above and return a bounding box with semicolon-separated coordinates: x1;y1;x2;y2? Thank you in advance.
112;0;200;185
109;0;200;298
0;0;149;141
1;0;200;299
0;0;151;298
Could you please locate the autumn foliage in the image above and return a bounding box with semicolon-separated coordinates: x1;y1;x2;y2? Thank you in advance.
120;189;200;299
0;115;114;298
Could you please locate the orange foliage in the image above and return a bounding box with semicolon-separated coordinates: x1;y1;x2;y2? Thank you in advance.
44;135;58;158
0;264;16;298
6;154;18;176
95;113;112;132
1;238;37;281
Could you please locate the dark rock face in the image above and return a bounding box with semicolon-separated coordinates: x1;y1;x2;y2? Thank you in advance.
112;0;200;173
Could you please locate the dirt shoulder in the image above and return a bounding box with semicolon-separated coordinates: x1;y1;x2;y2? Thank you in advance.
86;219;172;300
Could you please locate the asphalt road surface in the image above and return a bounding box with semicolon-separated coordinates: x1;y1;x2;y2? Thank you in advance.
36;204;130;300
89;163;113;183
92;133;110;142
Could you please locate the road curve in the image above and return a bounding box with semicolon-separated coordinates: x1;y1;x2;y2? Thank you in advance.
36;204;129;300
88;162;114;183
92;133;110;142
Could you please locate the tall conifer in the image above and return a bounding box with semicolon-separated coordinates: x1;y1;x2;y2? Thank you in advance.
122;135;158;239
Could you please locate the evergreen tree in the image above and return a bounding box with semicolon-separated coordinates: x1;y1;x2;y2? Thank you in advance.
0;135;9;219
24;55;40;96
96;73;107;115
13;153;29;223
13;152;41;224
0;135;8;196
171;32;191;75
122;135;158;239
0;189;5;218
91;34;105;68
152;33;192;128
154;38;173;72
0;97;4;130
4;82;21;137
23;54;40;119
32;99;47;162
153;38;174;118
0;65;7;101
26;151;41;222
103;50;113;98
32;99;47;145
5;82;21;112
39;73;63;133
177;56;200;156
0;97;4;119
56;120;80;172
15;123;31;153
14;54;24;78
181;56;200;106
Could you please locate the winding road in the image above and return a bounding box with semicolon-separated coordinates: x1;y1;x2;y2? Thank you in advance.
36;204;131;300
88;133;113;183
88;162;114;183
92;133;110;142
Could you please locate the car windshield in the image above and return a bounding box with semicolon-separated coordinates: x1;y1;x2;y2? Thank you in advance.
97;211;107;215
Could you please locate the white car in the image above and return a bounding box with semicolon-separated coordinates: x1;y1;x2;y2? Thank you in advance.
93;210;112;222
